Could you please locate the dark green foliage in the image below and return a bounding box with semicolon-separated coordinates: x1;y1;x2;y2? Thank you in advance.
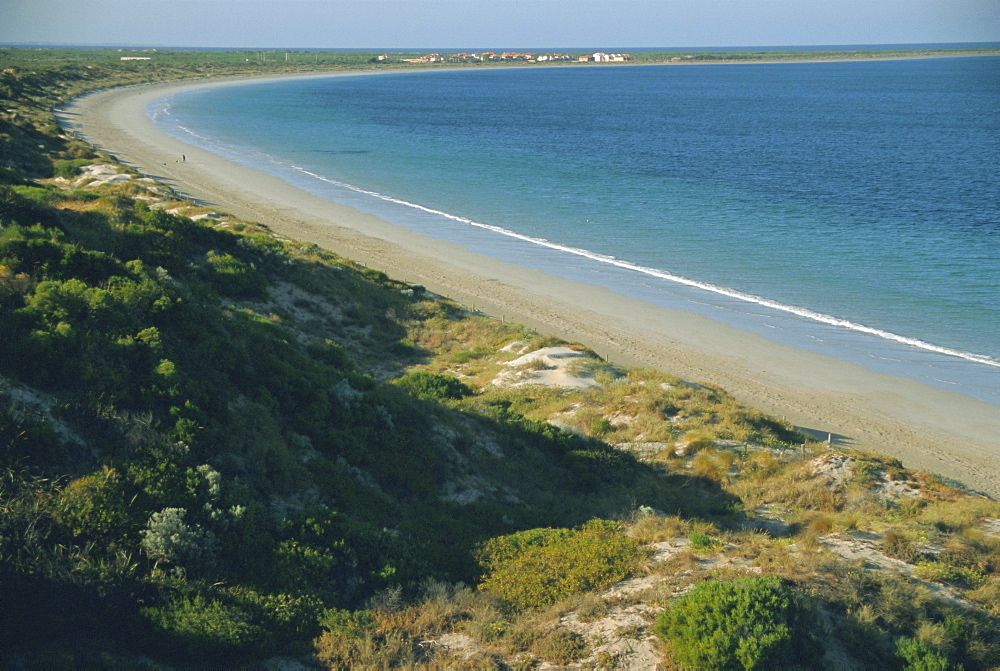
319;608;378;638
205;250;268;299
139;586;323;663
0;185;56;228
0;166;31;186
394;370;472;400
51;158;92;179
653;577;796;670
564;446;633;490
0;165;750;664
268;508;431;605
0;403;65;468
307;338;353;369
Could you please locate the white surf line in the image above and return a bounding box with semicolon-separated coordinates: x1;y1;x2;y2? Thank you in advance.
291;165;1000;370
149;100;1000;371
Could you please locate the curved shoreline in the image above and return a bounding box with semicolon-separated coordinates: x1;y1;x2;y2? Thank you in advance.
57;74;1000;498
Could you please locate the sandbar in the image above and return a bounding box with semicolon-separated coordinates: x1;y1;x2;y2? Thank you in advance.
56;74;1000;498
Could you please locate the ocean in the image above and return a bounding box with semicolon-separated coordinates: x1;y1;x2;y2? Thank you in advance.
149;56;1000;404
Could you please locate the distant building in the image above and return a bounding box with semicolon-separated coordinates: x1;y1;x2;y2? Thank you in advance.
587;52;632;62
120;57;151;61
499;52;535;61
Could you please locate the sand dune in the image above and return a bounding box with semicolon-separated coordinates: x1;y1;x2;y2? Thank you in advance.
57;75;1000;498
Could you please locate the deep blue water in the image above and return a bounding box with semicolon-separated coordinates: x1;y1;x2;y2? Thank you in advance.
151;57;1000;403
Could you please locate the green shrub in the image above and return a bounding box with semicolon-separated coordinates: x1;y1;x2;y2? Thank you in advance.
689;530;722;552
205;250;267;299
51;466;134;546
895;636;955;671
394;371;471;401
140;588;322;663
141;593;260;660
653;576;795;670
0;185;53;227
307;339;353;370
140;507;219;575
476;520;643;610
52;158;93;179
390;338;420;356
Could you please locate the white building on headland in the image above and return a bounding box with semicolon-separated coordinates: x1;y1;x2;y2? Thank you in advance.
586;52;632;62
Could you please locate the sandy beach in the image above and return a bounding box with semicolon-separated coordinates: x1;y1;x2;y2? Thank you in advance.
57;74;1000;498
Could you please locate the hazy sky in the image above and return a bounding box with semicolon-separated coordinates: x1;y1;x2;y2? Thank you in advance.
3;0;999;49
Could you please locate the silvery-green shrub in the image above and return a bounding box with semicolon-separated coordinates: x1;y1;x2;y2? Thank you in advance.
141;506;219;575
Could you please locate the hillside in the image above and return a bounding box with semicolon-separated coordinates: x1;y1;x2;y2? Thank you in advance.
1;49;999;670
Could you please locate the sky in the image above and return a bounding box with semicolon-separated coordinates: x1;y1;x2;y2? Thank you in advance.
2;0;999;50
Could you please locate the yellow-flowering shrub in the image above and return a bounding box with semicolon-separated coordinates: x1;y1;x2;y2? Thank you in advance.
476;520;644;610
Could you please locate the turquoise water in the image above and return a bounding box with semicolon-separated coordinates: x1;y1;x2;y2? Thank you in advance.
150;57;1000;403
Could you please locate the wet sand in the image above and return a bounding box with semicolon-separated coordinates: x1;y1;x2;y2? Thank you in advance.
57;74;1000;498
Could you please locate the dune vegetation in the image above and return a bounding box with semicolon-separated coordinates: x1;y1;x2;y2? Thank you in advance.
2;48;999;669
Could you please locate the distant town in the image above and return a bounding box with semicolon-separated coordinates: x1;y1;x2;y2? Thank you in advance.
391;52;632;64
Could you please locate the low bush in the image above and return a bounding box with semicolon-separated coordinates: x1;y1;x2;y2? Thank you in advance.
476;520;643;610
532;628;589;664
205;250;267;299
52;158;93;179
653;576;796;670
895;636;955;670
689;530;722;552
140;588;323;663
394;370;471;401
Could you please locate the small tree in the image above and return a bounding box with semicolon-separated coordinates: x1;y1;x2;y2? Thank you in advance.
653;576;795;670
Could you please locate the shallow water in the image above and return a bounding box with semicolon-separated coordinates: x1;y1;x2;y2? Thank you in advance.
150;57;1000;403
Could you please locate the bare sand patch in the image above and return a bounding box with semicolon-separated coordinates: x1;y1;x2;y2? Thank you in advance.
494;345;600;389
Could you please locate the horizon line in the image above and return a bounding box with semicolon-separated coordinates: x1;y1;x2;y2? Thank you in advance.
4;41;1000;52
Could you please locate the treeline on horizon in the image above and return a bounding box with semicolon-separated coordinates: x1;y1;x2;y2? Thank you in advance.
1;50;1000;669
5;43;999;71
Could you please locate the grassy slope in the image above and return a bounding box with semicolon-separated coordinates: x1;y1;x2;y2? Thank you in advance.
1;49;999;669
